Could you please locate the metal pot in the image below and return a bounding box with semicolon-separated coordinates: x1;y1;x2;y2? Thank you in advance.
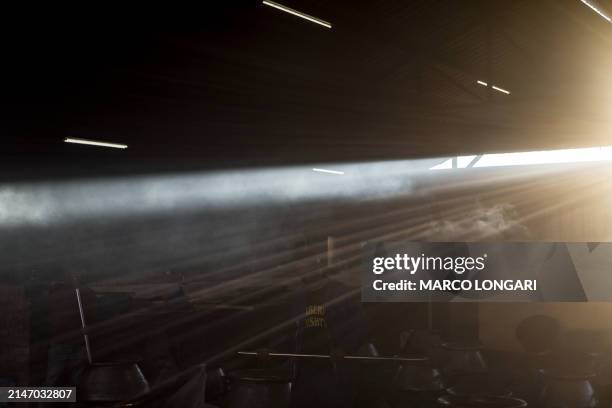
227;369;291;408
206;367;227;402
394;358;445;393
437;395;527;407
79;362;150;402
442;342;488;378
446;372;511;398
388;357;445;408
113;363;206;407
515;315;560;354
540;370;597;408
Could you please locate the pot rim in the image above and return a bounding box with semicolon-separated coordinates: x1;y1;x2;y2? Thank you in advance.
438;394;527;407
229;369;291;384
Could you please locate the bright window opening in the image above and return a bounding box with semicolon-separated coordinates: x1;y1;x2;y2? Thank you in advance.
430;146;612;170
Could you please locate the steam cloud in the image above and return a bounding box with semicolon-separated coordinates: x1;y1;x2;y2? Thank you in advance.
427;203;530;241
0;159;436;227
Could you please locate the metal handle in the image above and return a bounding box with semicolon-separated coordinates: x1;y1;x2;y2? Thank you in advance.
75;288;93;364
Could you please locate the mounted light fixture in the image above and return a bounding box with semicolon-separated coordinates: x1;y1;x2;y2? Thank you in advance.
64;137;128;149
579;0;611;22
476;80;511;95
262;0;332;28
491;85;511;95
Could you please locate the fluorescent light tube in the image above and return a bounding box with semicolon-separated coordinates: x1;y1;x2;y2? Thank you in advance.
491;85;511;95
64;137;128;149
262;1;332;28
312;168;344;175
580;0;611;22
477;80;488;87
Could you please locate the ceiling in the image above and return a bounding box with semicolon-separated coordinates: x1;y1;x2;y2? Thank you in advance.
3;0;612;180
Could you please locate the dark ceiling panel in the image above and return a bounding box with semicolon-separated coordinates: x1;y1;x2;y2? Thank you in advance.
3;0;612;179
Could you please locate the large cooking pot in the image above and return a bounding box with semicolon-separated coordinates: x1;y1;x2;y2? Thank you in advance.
394;358;445;393
515;315;560;354
442;342;488;378
111;363;206;407
540;370;597;408
227;369;291;408
388;357;444;408
206;367;227;402
78;362;150;402
446;372;511;398
437;395;527;407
